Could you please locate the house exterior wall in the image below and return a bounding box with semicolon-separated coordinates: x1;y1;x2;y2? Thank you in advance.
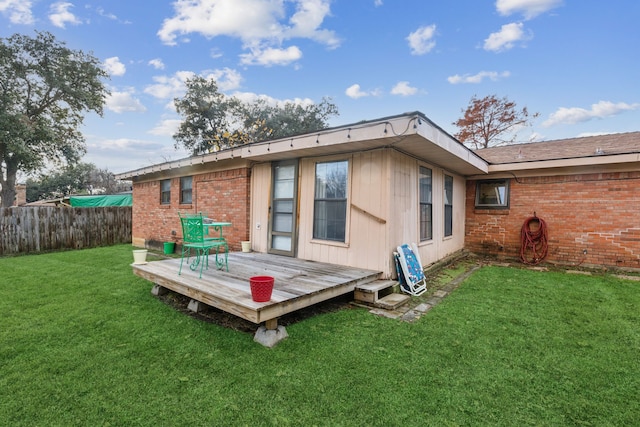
297;151;390;271
131;166;250;251
387;150;466;271
250;148;467;277
249;163;271;253
465;171;640;270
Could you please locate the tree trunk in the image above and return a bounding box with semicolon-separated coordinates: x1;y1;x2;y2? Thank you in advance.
0;160;18;207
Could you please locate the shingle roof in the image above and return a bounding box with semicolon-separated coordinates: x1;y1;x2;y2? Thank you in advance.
474;131;640;164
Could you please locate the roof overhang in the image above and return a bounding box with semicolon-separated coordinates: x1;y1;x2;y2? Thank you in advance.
115;112;488;180
468;152;640;179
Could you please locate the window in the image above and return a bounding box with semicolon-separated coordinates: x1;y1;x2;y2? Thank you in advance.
444;175;453;237
419;166;432;241
160;179;171;205
180;176;192;204
313;160;348;242
475;179;510;209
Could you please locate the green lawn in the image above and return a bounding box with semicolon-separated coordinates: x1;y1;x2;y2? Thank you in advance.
1;245;638;426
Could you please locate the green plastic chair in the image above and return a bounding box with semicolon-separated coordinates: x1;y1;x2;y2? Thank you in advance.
178;213;228;278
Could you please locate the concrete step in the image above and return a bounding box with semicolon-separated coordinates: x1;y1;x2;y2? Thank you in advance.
354;279;410;310
354;279;397;304
375;293;411;310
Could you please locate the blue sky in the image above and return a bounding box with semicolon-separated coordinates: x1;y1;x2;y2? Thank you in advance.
2;0;639;173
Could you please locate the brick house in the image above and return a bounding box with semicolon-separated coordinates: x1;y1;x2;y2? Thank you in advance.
467;131;640;270
116;112;486;279
116;112;640;274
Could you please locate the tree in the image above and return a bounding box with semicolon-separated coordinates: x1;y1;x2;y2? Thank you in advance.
173;76;339;155
173;76;241;155
237;97;339;142
26;162;130;202
0;31;109;207
453;94;538;149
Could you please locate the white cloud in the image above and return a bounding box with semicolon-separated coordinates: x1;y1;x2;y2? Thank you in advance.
49;2;82;28
105;89;146;113
149;119;182;137
148;58;165;70
543;101;640;127
390;81;418;96
96;7;117;20
0;0;34;24
210;48;224;59
447;70;511;84
85;136;175;171
374;0;383;6
144;71;195;100
91;138;164;155
528;131;544;142
143;68;243;103
95;6;131;24
157;0;338;66
103;57;126;77
287;0;340;48
239;46;303;67
203;67;243;91
231;91;314;107
407;24;437;55
345;84;370;99
484;22;531;52
496;0;563;20
158;0;279;45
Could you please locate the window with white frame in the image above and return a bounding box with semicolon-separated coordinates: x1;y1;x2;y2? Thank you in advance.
180;176;192;204
475;179;509;209
313;160;348;242
444;174;453;237
419;166;432;241
160;179;171;205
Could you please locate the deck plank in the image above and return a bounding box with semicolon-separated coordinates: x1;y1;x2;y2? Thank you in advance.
132;252;381;324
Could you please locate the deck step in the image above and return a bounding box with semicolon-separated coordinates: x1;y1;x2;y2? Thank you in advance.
375;293;411;310
354;279;405;307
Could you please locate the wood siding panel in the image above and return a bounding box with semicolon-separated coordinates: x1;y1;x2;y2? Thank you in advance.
388;150;419;256
347;150;388;271
297;156;351;265
250;163;271;253
297;151;391;275
388;150;466;270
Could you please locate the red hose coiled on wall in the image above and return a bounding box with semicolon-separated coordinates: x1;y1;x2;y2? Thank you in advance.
520;215;548;265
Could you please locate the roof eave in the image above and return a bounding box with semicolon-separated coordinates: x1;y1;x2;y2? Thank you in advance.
115;112;488;180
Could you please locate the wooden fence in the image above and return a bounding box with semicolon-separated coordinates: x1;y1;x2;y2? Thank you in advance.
0;206;132;256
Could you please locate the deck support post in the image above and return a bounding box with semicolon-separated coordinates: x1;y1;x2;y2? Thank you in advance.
254;320;288;348
151;284;168;296
265;318;278;330
187;299;206;313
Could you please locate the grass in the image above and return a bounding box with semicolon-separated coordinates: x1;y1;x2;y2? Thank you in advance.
1;245;638;426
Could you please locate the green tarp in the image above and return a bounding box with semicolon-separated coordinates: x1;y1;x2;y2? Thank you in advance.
70;194;132;207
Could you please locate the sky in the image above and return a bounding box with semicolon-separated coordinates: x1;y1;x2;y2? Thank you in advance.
1;0;639;174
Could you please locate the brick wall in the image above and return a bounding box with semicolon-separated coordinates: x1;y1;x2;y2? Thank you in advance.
465;171;640;270
132;167;251;252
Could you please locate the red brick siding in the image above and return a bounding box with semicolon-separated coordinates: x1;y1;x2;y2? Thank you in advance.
132;167;251;251
465;172;640;269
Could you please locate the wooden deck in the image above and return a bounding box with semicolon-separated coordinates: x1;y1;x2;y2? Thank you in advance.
132;252;382;327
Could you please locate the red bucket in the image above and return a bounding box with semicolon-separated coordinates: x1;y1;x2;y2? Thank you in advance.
249;276;274;302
